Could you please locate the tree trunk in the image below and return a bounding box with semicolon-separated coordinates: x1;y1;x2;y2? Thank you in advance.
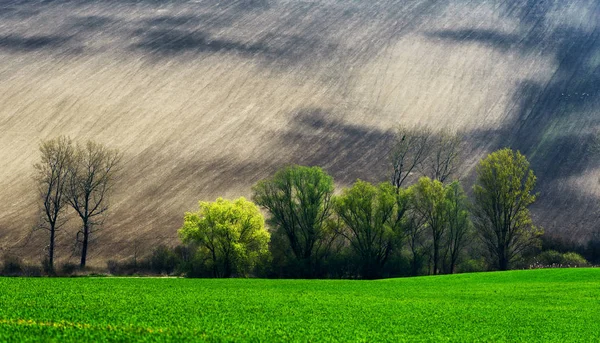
411;251;419;276
211;249;218;277
80;222;89;268
498;256;508;271
49;228;55;273
433;243;439;275
224;255;232;278
362;258;377;280
498;245;508;271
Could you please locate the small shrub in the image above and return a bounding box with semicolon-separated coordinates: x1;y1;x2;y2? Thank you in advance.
41;257;55;275
106;260;120;275
533;250;589;268
149;245;179;275
561;252;589;267
1;254;24;276
177;254;210;278
456;258;487;273
58;262;79;276
22;265;42;277
174;244;211;277
536;250;563;266
106;258;145;276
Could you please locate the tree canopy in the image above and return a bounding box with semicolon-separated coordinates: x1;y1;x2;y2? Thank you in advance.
472;148;542;270
333;181;408;279
252;165;336;277
179;197;270;277
410;177;449;275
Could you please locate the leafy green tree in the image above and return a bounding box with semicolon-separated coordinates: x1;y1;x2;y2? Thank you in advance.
472;148;542;270
404;212;426;276
442;181;471;274
252;165;336;277
34;136;74;273
410;177;448;275
333;181;408;279
179;197;270;277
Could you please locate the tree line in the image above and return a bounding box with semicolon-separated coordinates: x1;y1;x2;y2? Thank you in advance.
179;145;542;278
25;128;595;278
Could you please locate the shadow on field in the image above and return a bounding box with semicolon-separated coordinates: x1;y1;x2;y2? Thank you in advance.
131;29;271;57
0;6;39;19
66;15;115;32
429;0;600;236
427;29;521;52
0;34;73;52
277;108;394;184
0;0;446;67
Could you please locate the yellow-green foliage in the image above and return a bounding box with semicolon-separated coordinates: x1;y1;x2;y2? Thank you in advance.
409;177;471;275
472;148;542;270
179;197;270;277
536;250;589;267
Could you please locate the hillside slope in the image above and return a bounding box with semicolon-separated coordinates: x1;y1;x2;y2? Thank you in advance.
0;0;599;263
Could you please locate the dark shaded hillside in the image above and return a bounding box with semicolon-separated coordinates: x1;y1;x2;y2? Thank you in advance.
0;0;598;263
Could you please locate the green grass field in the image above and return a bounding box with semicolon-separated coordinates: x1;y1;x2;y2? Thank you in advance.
0;269;598;342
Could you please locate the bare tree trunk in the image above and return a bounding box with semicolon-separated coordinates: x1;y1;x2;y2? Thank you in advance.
66;140;121;270
433;242;439;275
411;254;419;276
498;246;509;271
80;221;89;268
211;249;218;277
35;136;75;274
224;255;232;278
49;229;55;272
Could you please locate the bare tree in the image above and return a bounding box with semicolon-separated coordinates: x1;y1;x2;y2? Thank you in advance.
390;126;432;189
66;140;121;268
423;129;462;183
34;136;74;272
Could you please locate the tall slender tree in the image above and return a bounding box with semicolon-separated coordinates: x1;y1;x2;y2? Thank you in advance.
410;177;448;275
252;165;336;277
333;181;408;279
66;140;121;268
34;136;74;272
472;148;542;270
442;181;471;274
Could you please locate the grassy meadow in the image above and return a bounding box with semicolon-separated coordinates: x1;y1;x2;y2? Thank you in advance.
0;269;598;342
